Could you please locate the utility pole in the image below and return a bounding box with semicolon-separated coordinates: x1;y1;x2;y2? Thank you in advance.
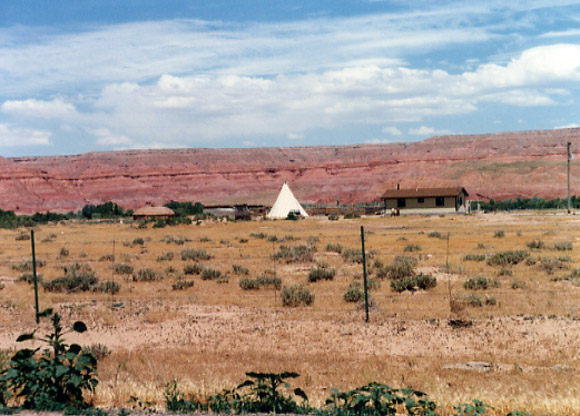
568;141;572;213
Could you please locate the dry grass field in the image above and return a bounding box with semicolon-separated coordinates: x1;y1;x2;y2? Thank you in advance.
1;212;580;415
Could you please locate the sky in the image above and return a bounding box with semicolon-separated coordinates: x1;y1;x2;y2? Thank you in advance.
1;1;580;157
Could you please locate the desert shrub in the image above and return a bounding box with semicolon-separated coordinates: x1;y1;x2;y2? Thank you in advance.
250;232;268;239
463;254;486;262
59;247;69;257
1;310;98;410
232;264;250;275
281;234;299;242
558;255;573;262
328;214;339;221
15;232;31;241
201;268;222;280
427;231;445;239
165;380;206;413
172;280;194;290
82;343;112;361
341;248;375;264
497;268;513;276
240;276;281;290
181;248;212;261
133;268;162;282
526;239;545;249
281;285;314;307
344;212;359;219
308;266;336;282
239;278;261;290
390;274;436;293
216;276;230;284
467;293;483;307
272;245;316;263
539;257;568;275
383;256;417;279
17;273;43;284
267;235;278;242
511;279;526;289
343;282;364;302
476;242;488;249
11;260;45;272
161;235;191;245
99;254;114;262
494;230;505;238
325;243;343;253
525;256;537;266
157;252;174;261
132;237;145;246
552;240;573;251
95;280;120;294
487;250;529;266
200;236;212;242
485;296;497;306
306;236;320;245
113;263;134;275
184;263;204;275
463;275;500;290
43;263;98;292
403;244;421;253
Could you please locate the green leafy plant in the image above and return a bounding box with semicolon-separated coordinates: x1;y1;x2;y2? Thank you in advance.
181;248;212;261
164;379;206;413
453;399;490;416
281;285;314;307
391;274;437;293
487;250;529;266
0;309;98;410
403;244;421;253
272;245;317;263
308;266;336;282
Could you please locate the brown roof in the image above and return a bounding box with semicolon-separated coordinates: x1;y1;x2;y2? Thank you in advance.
133;206;175;216
382;187;469;199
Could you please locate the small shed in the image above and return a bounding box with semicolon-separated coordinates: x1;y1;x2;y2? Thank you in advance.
382;187;469;214
133;206;175;220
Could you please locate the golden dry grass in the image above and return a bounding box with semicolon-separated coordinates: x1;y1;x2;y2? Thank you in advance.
1;212;580;414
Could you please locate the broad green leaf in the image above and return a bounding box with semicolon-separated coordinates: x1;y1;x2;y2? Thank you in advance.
55;364;69;378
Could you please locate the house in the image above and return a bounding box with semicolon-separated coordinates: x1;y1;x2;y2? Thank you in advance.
203;204;267;220
133;206;175;220
381;186;469;214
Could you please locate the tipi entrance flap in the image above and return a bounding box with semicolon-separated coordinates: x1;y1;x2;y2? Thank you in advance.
266;183;309;219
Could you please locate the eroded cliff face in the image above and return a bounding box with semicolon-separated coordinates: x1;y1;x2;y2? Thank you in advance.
1;128;578;213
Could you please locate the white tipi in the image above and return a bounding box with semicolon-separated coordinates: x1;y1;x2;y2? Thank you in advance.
266;182;309;219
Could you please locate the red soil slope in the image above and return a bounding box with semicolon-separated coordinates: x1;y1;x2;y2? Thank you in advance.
1;128;578;213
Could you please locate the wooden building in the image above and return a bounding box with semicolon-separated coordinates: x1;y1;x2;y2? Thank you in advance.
382;187;469;214
133;206;175;220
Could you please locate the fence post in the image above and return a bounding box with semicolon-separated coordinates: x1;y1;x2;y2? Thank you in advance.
31;229;40;323
361;226;369;322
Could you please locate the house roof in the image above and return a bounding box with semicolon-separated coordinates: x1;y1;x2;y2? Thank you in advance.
133;206;175;216
382;187;469;199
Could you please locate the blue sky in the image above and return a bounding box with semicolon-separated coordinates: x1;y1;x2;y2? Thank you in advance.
1;0;580;156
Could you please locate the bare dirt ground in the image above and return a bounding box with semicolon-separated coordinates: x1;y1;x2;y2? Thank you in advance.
1;213;580;415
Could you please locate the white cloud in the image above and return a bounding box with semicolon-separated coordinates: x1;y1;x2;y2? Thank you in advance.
381;126;402;136
2;98;77;118
0;124;52;146
409;126;452;136
554;123;580;129
287;133;305;140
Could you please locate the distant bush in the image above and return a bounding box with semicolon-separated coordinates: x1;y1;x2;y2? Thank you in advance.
551;241;573;251
232;264;250;275
17;273;43;284
239;278;261;290
181;248;212;261
133;237;145;246
15;232;31;241
511;279;526;289
272;244;316;263
526;239;545;250
59;247;69;257
463;254;486;262
344;282;364;302
172;280;194;290
497;268;513;276
463;275;500;290
250;232;268;239
308;266;336;282
133;268;162;282
281;285;314;307
467;294;483;307
539;257;568;275
114;263;134;275
325;243;343;253
341;248;376;264
99;254;114;262
328;214;339;221
184;263;204;275
201;268;222;280
403;244;421;253
487;250;529;266
43;263;98;292
391;274;436;293
239;276;282;290
11;260;45;272
382;256;418;279
157;252;174;261
494;230;505;238
427;231;445;240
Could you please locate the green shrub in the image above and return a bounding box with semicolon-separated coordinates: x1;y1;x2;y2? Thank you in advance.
157;252;174;261
341;248;376;264
94;280;121;294
184;263;204;275
467;293;483;307
172;280;194;290
487;250;529;266
308;266;336;282
328;214;339;221
11;260;45;272
552;240;573;251
325;243;343;253
1;310;98;410
526;239;545;249
281;285;314;307
132;268;162;282
250;232;268;239
82;343;112;361
164;380;206;413
511;279;526;289
383;256;417;279
15;232;31;241
427;231;445;239
390;274;436;293
113;263;134;275
239;278;261;290
232;264;250;275
240;276;282;290
181;248;212;261
343;282;364;302
403;244;421;253
463;254;486;262
539;257;568;275
497;268;513;276
99;254;114;262
17;273;43;284
201;268;222;280
43;263;99;293
494;230;505;238
59;247;69;257
463;275;500;290
132;237;145;246
272;245;316;263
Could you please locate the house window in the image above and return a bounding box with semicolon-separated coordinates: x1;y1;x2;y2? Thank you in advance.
436;197;445;207
397;198;406;208
418;197;424;203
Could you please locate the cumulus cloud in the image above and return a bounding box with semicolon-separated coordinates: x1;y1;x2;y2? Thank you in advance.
0;124;52;146
409;126;453;136
381;126;402;136
554;123;580;129
2;98;77;119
